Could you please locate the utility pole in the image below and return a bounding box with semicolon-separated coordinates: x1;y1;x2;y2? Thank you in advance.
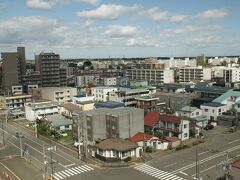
43;143;48;179
222;152;231;180
1;116;4;146
49;141;54;180
16;132;24;158
195;147;202;180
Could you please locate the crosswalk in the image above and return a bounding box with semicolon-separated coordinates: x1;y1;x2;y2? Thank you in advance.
135;164;186;180
53;165;94;180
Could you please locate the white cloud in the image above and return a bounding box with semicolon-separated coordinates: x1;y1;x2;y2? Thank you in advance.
77;4;140;20
26;0;99;10
196;8;228;20
170;15;187;23
105;25;137;38
145;7;169;22
185;34;219;47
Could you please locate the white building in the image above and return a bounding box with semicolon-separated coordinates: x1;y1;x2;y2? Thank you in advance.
75;75;95;87
179;67;211;83
25;100;59;121
158;57;197;68
126;69;174;85
109;87;150;106
103;77;117;86
39;87;77;103
200;102;227;121
224;68;240;83
91;87;118;102
175;106;202;118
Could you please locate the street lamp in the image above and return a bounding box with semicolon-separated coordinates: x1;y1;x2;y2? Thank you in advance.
15;132;24;158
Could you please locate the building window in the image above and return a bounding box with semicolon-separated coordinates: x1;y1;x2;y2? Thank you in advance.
204;108;208;112
184;133;188;138
184;124;187;129
122;151;128;158
196;112;199;115
212;109;214;113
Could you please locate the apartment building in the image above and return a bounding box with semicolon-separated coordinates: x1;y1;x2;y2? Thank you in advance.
12;85;38;94
158;57;197;68
109;88;150;107
75;75;95;87
21;71;42;86
0;94;32;110
91;87;118;102
25;100;58;121
1;47;26;91
126;69;174;85
39;87;77;103
35;52;66;87
72;107;144;145
179;67;211;83
224;68;240;83
103;77;117;86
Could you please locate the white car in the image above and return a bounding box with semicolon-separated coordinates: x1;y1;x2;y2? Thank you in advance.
74;141;83;147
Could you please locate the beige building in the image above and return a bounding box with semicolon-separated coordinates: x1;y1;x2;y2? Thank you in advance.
39;87;77;103
76;101;95;111
0;94;32;110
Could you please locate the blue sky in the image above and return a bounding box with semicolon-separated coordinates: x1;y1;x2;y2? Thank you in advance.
0;0;239;59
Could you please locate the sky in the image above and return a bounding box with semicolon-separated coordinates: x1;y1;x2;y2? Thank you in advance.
0;0;240;59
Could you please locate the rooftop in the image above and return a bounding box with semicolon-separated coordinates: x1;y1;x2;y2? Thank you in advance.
94;101;125;109
60;103;81;112
193;86;230;94
144;112;161;127
179;106;200;112
47;114;73;127
95;138;138;151
128;132;155;142
213;89;240;103
201;102;226;107
135;96;159;101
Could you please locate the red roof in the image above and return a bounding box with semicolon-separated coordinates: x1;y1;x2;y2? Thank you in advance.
232;159;240;169
128;132;155;142
144;112;161;127
159;115;182;124
165;136;180;142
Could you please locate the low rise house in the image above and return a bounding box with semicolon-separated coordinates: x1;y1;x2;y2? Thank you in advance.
25;100;58;121
144;112;191;141
200;102;227;121
47;114;73;132
194;115;208;128
59;103;81;118
128;132;169;150
94;138;141;162
176;106;202;118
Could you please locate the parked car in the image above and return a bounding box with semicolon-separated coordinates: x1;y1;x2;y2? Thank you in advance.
58;131;68;137
204;124;214;130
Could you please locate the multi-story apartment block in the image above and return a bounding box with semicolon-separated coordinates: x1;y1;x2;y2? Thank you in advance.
158;57;197;68
25;100;58;121
11;85;38;94
179;67;211;83
96;77;117;86
0;94;32;110
224;68;240;83
60;68;67;86
22;71;42;86
72;107;144;145
75;75;95;87
1;47;26;91
109;88;150;107
126;69;174;85
39;87;77;103
91;87;118;102
35;52;66;87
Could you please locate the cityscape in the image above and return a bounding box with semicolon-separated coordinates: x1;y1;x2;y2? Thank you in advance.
1;0;240;180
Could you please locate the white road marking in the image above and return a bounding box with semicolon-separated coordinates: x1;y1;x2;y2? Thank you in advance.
198;150;209;155
179;171;188;176
228;139;240;144
171;144;240;174
135;164;185;180
165;162;177;168
64;163;75;168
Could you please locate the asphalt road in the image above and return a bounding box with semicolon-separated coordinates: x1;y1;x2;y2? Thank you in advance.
1;118;240;180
